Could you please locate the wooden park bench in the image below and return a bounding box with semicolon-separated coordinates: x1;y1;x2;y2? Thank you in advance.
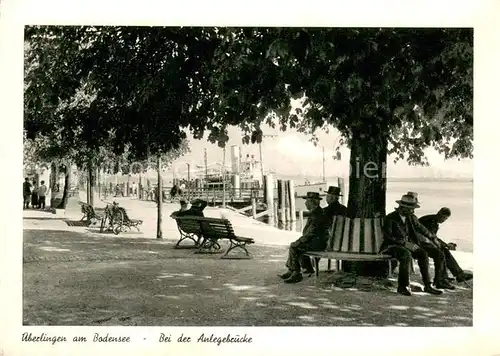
305;216;395;277
171;216;255;259
110;205;143;234
79;202;102;222
170;214;204;248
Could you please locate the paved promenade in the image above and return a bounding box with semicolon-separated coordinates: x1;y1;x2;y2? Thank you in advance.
75;192;474;271
21;192;473;326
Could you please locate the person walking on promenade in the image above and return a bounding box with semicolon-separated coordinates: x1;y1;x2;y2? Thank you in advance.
23;178;32;209
279;192;327;284
131;181;138;198
419;207;473;285
37;180;48;210
380;194;445;296
31;179;39;209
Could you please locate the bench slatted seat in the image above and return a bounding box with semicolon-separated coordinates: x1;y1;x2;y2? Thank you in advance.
305;216;393;276
171;215;203;248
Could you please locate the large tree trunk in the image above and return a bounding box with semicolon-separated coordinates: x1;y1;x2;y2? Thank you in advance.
57;165;70;209
342;126;388;277
87;159;94;206
97;166;101;199
50;162;59;192
156;155;163;239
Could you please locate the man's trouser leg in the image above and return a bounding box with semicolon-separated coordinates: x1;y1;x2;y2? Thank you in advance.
442;248;463;277
39;196;46;209
421;243;446;285
285;241;308;273
386;245;412;288
411;247;432;286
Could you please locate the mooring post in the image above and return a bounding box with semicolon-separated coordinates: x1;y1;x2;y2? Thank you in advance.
289;180;296;222
265;174;274;225
284;180;289;223
251;196;257;219
279;179;286;223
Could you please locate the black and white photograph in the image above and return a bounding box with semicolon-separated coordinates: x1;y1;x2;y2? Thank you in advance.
2;1;500;355
21;25;474;326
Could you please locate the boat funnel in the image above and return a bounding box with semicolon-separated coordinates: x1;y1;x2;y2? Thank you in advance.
230;145;240;174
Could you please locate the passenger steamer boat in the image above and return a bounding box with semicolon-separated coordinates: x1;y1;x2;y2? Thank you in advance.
174;145;344;212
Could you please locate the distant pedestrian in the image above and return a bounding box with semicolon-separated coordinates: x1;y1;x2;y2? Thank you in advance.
131;181;138;198
37;180;48;209
23;178;32;209
170;185;179;200
31;179;39;208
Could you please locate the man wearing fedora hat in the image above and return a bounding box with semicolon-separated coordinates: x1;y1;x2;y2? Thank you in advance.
172;199;207;217
279;192;327;283
323;186;348;225
381;193;449;296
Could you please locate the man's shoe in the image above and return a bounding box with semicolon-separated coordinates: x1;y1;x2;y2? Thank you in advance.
424;285;443;295
278;271;293;280
456;272;473;283
284;272;303;284
435;280;456;290
397;286;412;296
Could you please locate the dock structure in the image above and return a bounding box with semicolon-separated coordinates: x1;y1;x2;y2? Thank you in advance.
159;186;265;207
109;174;345;228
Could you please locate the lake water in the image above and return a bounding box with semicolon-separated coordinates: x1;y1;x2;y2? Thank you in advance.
108;174;473;252
275;179;473;253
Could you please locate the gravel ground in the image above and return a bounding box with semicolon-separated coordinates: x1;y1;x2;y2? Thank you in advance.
23;227;472;327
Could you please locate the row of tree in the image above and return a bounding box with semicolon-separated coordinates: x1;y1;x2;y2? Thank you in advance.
24;27;472;262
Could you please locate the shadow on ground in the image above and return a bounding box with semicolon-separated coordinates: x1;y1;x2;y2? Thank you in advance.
22;229;472;327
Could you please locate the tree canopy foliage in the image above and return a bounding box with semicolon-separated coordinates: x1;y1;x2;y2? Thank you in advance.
25;26;472;168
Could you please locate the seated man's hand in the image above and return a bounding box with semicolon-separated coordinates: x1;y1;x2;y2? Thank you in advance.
447;242;457;251
404;242;419;252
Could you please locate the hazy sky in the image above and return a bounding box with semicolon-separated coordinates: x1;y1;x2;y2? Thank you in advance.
170;123;473;180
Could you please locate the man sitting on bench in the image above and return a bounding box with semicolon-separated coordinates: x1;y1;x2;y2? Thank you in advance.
173;199;207;217
300;186;347;274
279;192;327;284
322;186;347;224
381;194;445;296
171;200;189;217
419;207;473;285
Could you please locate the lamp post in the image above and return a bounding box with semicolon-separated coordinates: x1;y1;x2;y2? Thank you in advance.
186;163;190;201
322;146;326;182
222;147;226;207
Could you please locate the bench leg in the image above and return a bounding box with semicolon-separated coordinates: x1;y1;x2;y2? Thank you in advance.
335;260;341;271
327;259;332;271
175;233;199;249
221;240;252;259
314;257;320;277
196;238;221;254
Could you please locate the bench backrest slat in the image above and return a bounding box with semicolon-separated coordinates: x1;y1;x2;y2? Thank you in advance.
200;218;235;239
174;217;203;235
326;216;385;254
